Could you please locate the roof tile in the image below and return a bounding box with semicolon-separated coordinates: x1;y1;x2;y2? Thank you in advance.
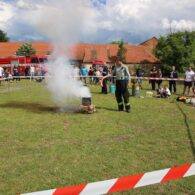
0;42;159;64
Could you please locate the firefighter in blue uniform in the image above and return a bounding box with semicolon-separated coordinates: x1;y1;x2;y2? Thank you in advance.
112;59;131;112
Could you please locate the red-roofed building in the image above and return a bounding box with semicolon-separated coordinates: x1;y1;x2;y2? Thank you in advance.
0;42;53;57
140;37;159;51
0;38;160;74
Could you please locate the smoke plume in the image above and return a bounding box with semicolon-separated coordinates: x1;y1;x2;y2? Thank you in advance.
36;0;97;111
37;0;97;44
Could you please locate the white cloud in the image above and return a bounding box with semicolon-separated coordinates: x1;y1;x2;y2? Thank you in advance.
99;0;195;30
2;0;195;43
162;18;195;32
16;0;39;10
0;2;14;30
94;0;195;40
105;0;152;22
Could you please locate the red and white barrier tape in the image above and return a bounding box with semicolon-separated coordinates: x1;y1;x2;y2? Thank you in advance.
21;163;195;195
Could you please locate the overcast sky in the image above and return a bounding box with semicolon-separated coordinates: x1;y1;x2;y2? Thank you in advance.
0;0;195;44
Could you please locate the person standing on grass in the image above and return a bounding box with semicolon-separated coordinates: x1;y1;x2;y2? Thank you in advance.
156;68;162;89
192;67;195;96
112;59;131;112
30;65;35;80
149;65;157;90
183;65;194;96
88;66;95;85
80;65;88;85
13;65;20;81
0;66;4;85
169;65;178;93
101;63;109;94
94;67;102;84
136;66;144;89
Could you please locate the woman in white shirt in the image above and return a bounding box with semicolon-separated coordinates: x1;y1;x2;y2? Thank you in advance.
0;66;4;77
183;66;194;95
193;70;195;96
0;67;4;85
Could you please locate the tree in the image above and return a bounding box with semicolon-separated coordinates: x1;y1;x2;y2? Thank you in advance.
0;30;9;42
111;40;128;45
16;43;36;56
111;40;127;63
154;31;195;74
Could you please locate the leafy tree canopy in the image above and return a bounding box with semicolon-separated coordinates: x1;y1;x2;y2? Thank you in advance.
154;31;195;74
16;43;36;56
111;40;128;45
0;30;9;42
111;40;127;63
117;41;127;63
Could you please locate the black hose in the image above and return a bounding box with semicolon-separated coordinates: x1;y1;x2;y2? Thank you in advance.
175;101;195;162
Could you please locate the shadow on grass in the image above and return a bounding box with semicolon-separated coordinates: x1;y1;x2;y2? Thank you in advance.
175;101;195;162
0;101;59;113
91;91;102;95
96;106;118;112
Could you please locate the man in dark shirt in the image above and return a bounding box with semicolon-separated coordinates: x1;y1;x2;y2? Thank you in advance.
169;65;178;93
136;67;144;89
101;64;109;94
150;66;157;90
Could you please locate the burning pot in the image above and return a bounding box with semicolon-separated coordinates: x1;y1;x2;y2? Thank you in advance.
80;97;96;114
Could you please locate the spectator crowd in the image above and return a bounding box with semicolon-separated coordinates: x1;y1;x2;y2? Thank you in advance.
78;63;195;98
1;63;195;97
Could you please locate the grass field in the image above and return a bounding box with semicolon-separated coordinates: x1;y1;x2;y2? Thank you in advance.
0;80;195;195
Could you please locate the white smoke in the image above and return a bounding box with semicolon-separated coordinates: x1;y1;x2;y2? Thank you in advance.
35;0;96;110
37;0;98;44
47;53;91;109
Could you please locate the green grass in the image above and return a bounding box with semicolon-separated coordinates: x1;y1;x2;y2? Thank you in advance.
0;80;195;195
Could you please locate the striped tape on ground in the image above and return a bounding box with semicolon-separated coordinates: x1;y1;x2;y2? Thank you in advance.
21;163;195;195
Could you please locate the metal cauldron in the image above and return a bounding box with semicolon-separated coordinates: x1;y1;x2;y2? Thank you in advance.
82;97;92;106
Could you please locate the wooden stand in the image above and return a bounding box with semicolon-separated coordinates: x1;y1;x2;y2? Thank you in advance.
80;104;96;114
